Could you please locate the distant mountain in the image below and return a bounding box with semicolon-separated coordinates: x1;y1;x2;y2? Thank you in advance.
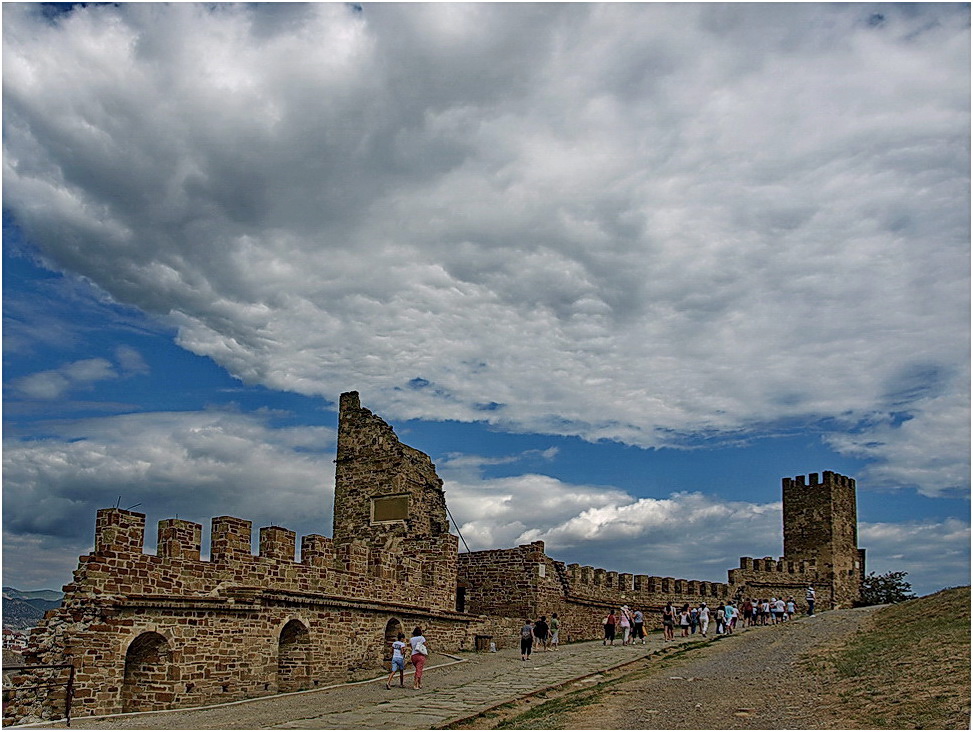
2;588;63;631
2;588;63;602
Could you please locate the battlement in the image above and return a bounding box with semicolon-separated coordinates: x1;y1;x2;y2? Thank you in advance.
737;556;817;573
78;507;456;612
782;471;855;490
563;563;729;601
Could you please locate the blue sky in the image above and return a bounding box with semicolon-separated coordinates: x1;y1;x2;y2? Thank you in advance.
3;3;969;597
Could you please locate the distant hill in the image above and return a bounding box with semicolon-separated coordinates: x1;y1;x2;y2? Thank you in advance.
2;588;63;631
2;588;63;602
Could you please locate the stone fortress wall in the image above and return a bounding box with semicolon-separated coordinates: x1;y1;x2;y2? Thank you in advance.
4;393;864;725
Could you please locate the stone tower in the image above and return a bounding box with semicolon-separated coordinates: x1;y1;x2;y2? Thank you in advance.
333;391;451;549
782;471;864;606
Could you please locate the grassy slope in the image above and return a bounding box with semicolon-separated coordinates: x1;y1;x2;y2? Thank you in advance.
812;586;971;729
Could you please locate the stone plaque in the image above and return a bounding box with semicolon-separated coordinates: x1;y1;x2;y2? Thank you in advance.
372;494;409;522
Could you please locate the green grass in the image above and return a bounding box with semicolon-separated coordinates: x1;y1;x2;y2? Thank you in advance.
818;586;971;729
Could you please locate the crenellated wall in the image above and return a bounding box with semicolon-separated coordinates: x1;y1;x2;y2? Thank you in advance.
72;508;457;613
456;541;738;644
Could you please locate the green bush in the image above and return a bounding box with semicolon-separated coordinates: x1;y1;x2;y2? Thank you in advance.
858;570;916;606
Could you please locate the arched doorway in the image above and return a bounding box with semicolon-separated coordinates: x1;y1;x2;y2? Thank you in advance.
121;632;172;712
277;619;311;693
382;617;403;665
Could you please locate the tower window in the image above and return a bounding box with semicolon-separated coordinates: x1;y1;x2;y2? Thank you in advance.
372;494;409;523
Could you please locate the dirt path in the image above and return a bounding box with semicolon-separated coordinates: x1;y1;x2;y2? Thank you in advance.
487;608;876;730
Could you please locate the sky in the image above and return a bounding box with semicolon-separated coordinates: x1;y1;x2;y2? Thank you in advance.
2;2;969;598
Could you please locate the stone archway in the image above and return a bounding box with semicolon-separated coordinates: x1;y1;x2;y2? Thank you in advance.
121;632;173;713
382;617;403;665
277;619;312;693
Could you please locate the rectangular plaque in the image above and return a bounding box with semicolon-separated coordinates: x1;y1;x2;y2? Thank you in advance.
372;495;408;522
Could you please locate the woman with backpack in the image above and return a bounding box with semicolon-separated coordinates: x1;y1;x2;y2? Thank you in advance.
520;619;534;660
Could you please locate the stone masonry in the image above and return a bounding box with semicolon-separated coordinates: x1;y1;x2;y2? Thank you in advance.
3;393;864;725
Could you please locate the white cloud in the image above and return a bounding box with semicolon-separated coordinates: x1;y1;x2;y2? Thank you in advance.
4;413;967;596
858;520;971;595
115;345;150;376
12;357;117;399
826;375;971;497
2;409;337;584
10;348;155;402
2;3;968;497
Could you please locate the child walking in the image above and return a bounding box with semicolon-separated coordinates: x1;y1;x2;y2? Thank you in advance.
386;632;407;689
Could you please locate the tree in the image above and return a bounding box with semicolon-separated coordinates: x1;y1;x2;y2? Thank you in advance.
858;570;916;606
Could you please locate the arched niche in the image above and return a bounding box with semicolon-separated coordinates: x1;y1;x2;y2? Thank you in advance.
277;619;312;693
121;631;173;713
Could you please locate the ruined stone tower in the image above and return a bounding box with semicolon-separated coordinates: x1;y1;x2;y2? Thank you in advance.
333;391;451;547
332;392;458;609
782;470;864;607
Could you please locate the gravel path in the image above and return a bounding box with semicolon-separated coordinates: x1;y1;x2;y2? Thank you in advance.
548;607;876;730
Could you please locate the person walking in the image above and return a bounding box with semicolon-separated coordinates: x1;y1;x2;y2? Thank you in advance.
689;604;699;634
408;627;430;689
619;607;631;645
603;611;617;645
724;602;735;634
786;597;796;620
715;604;725;635
633;608;645;644
520;619;534;660
661;602;675;641
678;603;691;637
386;632;407;689
549;613;560;650
533;615;550;651
806;586;816;616
741;598;753;627
698;602;710;637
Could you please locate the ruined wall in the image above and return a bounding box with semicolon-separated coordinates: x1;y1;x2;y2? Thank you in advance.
6;507;481;723
5;393;479;724
11;596;478;722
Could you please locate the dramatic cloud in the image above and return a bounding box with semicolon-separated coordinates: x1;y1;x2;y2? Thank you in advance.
2;4;969;498
2;410;336;565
